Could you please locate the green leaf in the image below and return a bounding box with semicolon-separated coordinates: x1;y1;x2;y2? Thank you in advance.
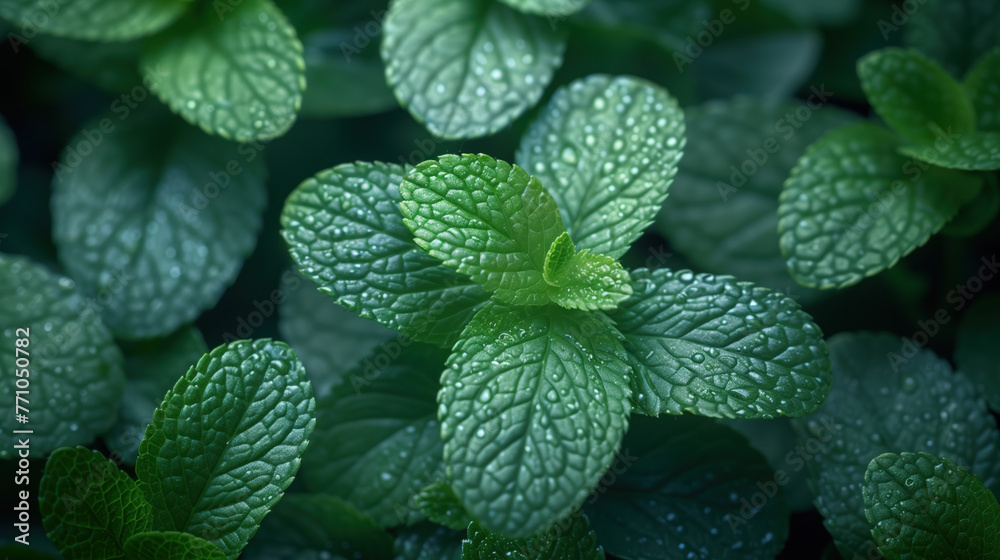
864;452;1000;560
608;268;831;418
299;28;398;118
778;123;982;289
104;326;209;464
278;271;397;398
51;108;266;340
905;0;1000;78
941;174;1000;238
141;0;305;141
26;35;143;92
0;0;185;41
759;0;860;25
440;303;632;537
585;415;788;560
39;447;152;560
691;32;822;100
897;130;1000;171
955;294;1000;411
136;339;316;560
965;48;1000;131
400;154;567;306
542;232;633;311
497;0;590;17
657;96;856;296
124;532;226;560
381;0;566;139
516;75;684;259
0;254;125;458
416;482;474;531
794;332;1000;560
281;161;489;347
0;115;17;206
301;343;447;528
242;494;395;560
462;514;603;560
858;48;976;146
395;523;464;560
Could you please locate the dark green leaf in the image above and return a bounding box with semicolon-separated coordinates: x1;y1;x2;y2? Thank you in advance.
955;294;1000;411
941;174;1000;238
759;0;860;25
124;531;226;560
691;32;822;100
0;0;185;41
462;514;603;560
905;0;1000;77
416;482;474;531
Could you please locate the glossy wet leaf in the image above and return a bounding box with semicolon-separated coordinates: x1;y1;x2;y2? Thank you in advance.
281;161;489;347
463;514;603;560
955;294;1000;411
415;482;473;531
905;0;1000;77
542;233;632;311
0;0;185;41
897;131;1000;171
0;116;17;206
123;532;226;560
381;0;565;139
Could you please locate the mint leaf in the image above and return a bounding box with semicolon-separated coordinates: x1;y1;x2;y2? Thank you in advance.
136;339;316;560
657;97;856;297
281;161;489;347
39;447;151;560
440;303;631;537
905;0;1000;78
864;452;1000;560
400;154;567;306
794;332;1000;560
242;495;394;560
858;48;975;147
498;0;590;17
51;108;266;340
897;131;1000;171
609;268;831;418
0;254;125;458
141;0;305;141
585;415;788;560
516;75;684;259
301;343;446;528
124;532;225;560
416;482;473;531
0;115;17;206
279;273;397;398
542;233;632;311
300;28;397;118
381;0;565;139
778;123;981;289
104;326;208;464
965;48;1000;131
463;514;603;560
955;294;1000;411
0;0;185;41
396;524;463;560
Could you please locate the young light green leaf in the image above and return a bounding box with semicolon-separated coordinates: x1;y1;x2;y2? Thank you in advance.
863;452;1000;560
657;97;856;297
301;344;447;528
543;232;577;283
104;326;208;464
858;48;976;147
395;524;463;560
381;0;566;139
39;447;152;560
955;294;1000;411
905;0;1000;78
136;339;316;560
141;0;305;141
281;161;489;347
300;28;398;118
441;303;632;537
516;75;684;259
585;415;788;560
242;495;394;560
400;154;567;306
0;0;185;41
965;48;1000;131
124;532;226;560
0;115;17;206
0;254;125;458
778;123;982;289
498;0;590;17
542;233;632;311
416;482;474;531
609;268;831;419
793;332;1000;560
51;108;266;340
463;514;603;560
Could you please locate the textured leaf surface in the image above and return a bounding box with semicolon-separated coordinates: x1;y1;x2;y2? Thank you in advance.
0;0;185;41
0;115;16;206
542;233;632;311
0;254;124;458
124;532;226;560
301;344;447;528
300;28;398;118
382;0;565;139
955;294;1000;411
863;452;1000;560
136;339;316;560
905;0;1000;77
141;0;305;141
609;268;831;418
400;154;566;306
793;332;1000;560
585;415;788;560
965;48;1000;131
516;75;684;259
498;0;590;16
657;97;856;295
395;524;464;560
416;482;474;531
897;131;1000;170
440;303;631;537
778;123;981;289
462;514;603;560
281;161;489;347
51;109;266;339
242;494;394;560
39;447;151;560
